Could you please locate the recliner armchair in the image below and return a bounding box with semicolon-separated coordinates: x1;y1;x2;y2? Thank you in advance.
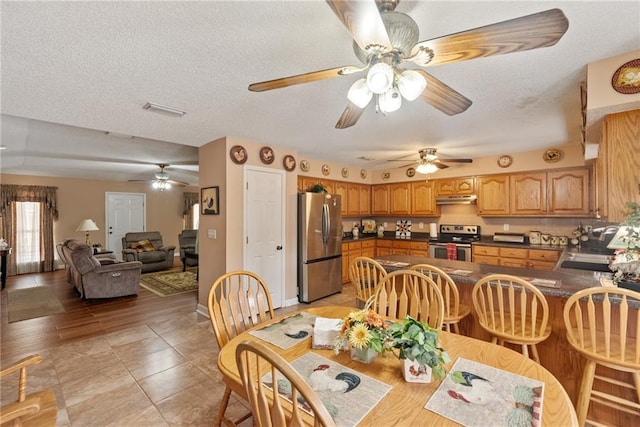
62;239;142;299
178;229;198;271
121;231;175;273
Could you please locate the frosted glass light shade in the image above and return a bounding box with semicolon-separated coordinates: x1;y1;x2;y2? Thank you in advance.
347;78;373;108
366;62;394;94
398;70;427;101
416;161;438;174
152;181;171;191
378;86;402;113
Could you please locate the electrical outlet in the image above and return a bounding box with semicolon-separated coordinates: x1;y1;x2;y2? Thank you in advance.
503;224;509;231
419;222;424;229
383;222;388;228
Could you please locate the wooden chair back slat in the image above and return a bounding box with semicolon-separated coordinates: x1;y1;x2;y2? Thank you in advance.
349;257;387;308
373;270;444;329
236;340;336;427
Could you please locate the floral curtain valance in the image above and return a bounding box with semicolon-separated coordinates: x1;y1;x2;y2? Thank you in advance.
183;192;199;215
0;184;59;219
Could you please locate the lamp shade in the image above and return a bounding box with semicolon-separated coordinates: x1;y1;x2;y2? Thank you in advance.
398;70;427;101
347;78;373;108
378;86;402;113
366;62;394;94
416;161;439;174
76;219;99;232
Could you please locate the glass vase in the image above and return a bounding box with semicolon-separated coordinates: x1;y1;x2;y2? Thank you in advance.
350;346;377;364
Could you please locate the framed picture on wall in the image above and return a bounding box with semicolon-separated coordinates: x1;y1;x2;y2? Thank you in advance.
201;186;219;215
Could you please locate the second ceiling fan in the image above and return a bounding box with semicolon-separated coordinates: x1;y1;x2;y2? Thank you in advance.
248;0;569;129
389;148;472;174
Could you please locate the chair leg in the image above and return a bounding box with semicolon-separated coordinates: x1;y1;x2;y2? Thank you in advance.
576;360;596;427
530;344;541;364
521;344;530;360
216;386;232;426
452;322;460;334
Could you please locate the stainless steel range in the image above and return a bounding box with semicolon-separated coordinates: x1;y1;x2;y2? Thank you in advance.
428;224;481;262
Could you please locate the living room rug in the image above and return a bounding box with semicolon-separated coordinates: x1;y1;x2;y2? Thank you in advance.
140;269;198;297
8;286;65;322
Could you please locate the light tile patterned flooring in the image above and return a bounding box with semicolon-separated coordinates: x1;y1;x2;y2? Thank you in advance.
0;285;356;426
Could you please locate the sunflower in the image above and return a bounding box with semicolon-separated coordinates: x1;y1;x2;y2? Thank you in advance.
348;323;372;349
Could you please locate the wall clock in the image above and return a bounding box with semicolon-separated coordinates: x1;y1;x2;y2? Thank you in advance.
497;155;512;168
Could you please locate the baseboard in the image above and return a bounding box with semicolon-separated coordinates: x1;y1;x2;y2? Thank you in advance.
196;303;209;318
284;297;299;307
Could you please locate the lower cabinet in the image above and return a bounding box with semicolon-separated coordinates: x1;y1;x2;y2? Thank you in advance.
376;240;392;256
342;239;377;284
375;240;428;257
472;244;560;271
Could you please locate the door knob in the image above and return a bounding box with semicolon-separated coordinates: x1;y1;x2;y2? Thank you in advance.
276;246;283;250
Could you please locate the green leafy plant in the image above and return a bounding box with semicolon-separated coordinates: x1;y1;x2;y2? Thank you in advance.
610;202;640;284
308;183;328;193
390;316;450;380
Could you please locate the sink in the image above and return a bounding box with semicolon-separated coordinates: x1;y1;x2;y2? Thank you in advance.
560;260;612;272
566;252;613;264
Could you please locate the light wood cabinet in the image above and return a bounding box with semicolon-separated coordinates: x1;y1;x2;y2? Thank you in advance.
409;241;429;257
390;183;411;215
477;175;509;215
391;240;411;255
347;183;360;216
361;239;376;257
359;185;371;216
371;184;390;215
376;240;392;256
510;173;546;215
410;181;439;216
472;244;560;271
436;177;475;195
547;169;590;216
343;240;363;284
334;181;348;216
596;109;640;222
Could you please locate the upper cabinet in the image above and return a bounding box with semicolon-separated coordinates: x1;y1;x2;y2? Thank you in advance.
435;177;475;195
334;181;348;216
411;181;439;216
596;109;640;222
359;185;371;216
478;168;591;217
371;184;390;215
346;183;360;216
389;183;411;215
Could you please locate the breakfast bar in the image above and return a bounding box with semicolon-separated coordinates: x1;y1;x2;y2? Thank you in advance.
372;253;635;426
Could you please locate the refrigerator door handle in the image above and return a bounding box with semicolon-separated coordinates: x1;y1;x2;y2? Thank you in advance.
321;203;329;246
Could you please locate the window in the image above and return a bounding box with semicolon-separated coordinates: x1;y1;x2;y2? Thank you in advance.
16;201;41;274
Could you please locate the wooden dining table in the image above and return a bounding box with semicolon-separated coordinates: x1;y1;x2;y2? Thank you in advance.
217;306;578;426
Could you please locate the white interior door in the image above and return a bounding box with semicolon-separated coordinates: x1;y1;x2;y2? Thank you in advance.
106;192;146;258
245;167;284;308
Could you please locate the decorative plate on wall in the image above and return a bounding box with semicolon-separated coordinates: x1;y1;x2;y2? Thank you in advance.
259;146;275;164
321;164;330;176
406;167;416;177
341;167;349;178
300;160;310;172
382;171;390;180
543;148;562;163
611;58;640;94
283;155;296;172
229;145;248;164
360;169;367;179
497;155;512;168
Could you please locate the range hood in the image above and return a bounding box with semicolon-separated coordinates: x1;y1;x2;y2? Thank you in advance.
435;194;478;205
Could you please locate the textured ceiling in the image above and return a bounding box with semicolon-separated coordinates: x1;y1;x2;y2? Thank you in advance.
1;1;639;185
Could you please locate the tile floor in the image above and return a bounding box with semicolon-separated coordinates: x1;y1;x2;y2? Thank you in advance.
1;286;356;426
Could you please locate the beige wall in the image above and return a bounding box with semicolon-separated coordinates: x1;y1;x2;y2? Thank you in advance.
587;50;640;111
0;173;197;259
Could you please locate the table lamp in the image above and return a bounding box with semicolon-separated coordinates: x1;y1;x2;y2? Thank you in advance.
76;219;99;245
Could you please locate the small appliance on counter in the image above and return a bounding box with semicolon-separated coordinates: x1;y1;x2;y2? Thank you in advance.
493;232;526;244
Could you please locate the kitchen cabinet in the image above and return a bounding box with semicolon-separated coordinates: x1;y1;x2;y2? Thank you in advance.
359;185;371;216
472;244;560;271
347;183;360;216
376;240;392;256
390;183;411;215
391;240;411;255
371;184;390;215
596;109;640;222
436;177;475;196
477;175;509;215
334;181;348;216
409;241;429;257
547;169;590;216
510;173;546;215
410;181;439;216
361;239;376;257
342;240;362;284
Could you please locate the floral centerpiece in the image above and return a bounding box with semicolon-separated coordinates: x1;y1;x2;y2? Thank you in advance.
333;300;392;363
609;202;640;286
390;316;450;382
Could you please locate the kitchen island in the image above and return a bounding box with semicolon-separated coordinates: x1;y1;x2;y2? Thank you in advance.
373;253;634;426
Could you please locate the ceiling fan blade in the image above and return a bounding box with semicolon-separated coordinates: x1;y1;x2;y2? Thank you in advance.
167;180;188;187
326;0;392;52
395;162;418;169
335;102;365;129
415;70;472;115
439;158;473;163
434;161;450;170
248;66;360;92
413;8;569;67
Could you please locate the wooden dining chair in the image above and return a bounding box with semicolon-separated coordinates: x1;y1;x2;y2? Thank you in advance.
207;270;276;427
472;274;551;363
348;256;387;308
0;354;57;427
410;263;471;333
373;269;444;329
235;340;336;427
563;287;640;426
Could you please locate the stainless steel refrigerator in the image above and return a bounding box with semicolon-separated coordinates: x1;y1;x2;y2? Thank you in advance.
298;192;342;303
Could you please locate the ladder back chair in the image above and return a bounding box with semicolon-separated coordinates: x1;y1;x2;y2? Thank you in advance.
236;340;337;427
373;269;444;329
472;274;551;363
0;354;57;427
410;263;471;333
563;287;640;426
348;256;387;308
207;270;276;426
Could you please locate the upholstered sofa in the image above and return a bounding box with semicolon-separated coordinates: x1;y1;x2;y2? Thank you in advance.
178;229;198;271
62;239;142;299
121;231;175;273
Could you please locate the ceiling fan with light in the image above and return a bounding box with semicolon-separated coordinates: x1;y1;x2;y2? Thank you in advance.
389;148;472;174
128;164;189;190
248;0;568;129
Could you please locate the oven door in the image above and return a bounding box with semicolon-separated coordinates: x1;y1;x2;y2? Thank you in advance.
429;243;472;262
